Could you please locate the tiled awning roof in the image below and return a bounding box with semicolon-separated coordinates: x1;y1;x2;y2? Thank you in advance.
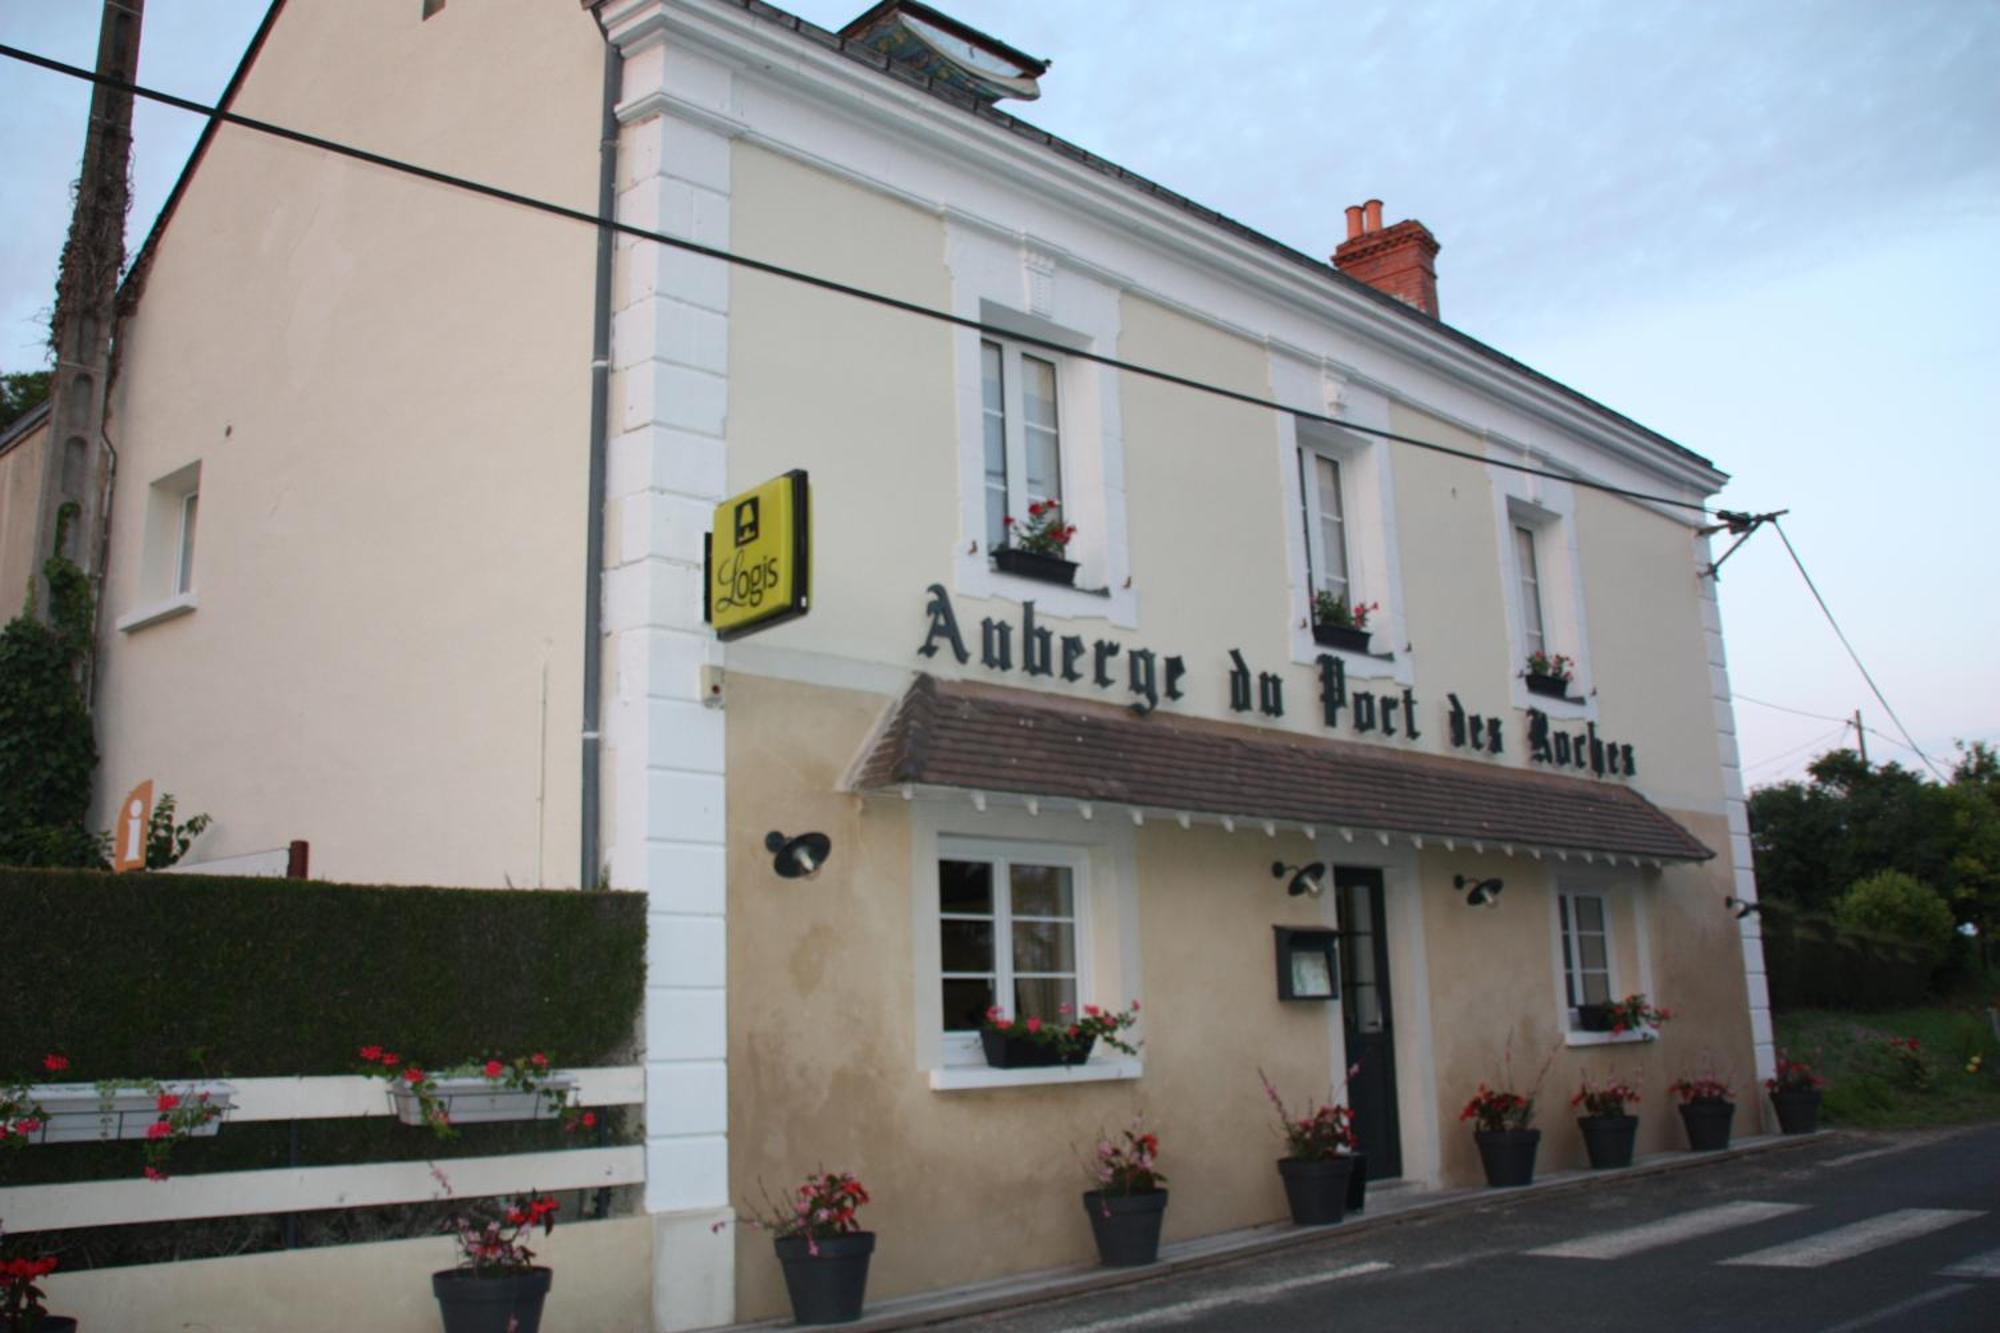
855;675;1713;863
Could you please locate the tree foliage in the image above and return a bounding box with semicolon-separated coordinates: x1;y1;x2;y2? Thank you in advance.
1833;870;1957;955
0;368;52;432
1750;743;2000;952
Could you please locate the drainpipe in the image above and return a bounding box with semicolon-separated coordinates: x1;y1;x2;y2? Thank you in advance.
581;38;621;890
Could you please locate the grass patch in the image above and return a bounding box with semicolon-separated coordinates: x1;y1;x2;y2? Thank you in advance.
1774;999;2000;1130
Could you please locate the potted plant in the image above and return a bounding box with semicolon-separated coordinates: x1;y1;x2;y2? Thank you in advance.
1670;1073;1736;1151
1;1239;75;1333
433;1192;558;1333
1082;1118;1168;1266
1523;650;1575;700
747;1171;875;1326
358;1048;589;1139
1260;1068;1357;1225
1765;1050;1826;1135
1310;593;1379;653
1460;1047;1553;1187
979;1001;1140;1070
995;500;1078;586
8;1054;231;1181
1570;1071;1641;1169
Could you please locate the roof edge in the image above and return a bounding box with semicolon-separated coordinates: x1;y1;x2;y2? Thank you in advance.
118;0;289;318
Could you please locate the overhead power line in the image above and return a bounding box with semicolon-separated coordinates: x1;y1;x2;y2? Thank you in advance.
1731;694;1928;762
1741;724;1852;776
1771;519;1945;781
1;41;1726;518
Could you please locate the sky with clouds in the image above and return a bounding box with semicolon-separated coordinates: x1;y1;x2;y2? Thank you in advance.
2;0;1995;788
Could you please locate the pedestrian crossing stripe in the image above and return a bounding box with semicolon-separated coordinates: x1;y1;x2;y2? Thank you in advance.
1720;1208;1983;1269
1937;1245;2000;1279
1527;1201;1805;1260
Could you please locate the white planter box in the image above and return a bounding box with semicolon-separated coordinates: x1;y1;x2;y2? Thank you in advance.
22;1081;235;1144
388;1074;577;1128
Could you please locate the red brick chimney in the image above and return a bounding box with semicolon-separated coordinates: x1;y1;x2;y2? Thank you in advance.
1333;199;1441;319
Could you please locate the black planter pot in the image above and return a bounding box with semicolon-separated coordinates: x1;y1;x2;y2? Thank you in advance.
31;1320;78;1333
1277;1155;1357;1226
1574;1003;1616;1033
1577;1115;1638;1169
1473;1129;1541;1187
774;1231;875;1326
979;1028;1095;1069
1311;622;1372;653
993;546;1078;587
432;1267;552;1333
1346;1152;1369;1213
1770;1088;1822;1135
1524;672;1573;700
1083;1190;1168;1266
1678;1099;1735;1151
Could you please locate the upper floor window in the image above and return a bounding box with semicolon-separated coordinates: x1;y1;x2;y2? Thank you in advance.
980;338;1064;555
948;226;1134;626
176;489;200;596
1302;453;1351;609
1514;524;1545;659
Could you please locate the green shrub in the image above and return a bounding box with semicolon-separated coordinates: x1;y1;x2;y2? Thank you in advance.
1835;871;1957;956
0;869;646;1079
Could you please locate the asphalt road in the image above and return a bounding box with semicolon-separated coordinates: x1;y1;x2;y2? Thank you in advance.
946;1125;2000;1332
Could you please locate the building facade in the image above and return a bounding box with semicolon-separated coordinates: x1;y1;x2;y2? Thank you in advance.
69;1;1772;1326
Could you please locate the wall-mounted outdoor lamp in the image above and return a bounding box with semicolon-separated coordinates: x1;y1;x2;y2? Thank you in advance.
766;830;831;879
1273;925;1340;1001
1272;860;1329;898
1724;895;1760;919
1454;874;1504;908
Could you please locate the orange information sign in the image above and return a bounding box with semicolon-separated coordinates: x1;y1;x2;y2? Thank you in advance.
113;779;154;872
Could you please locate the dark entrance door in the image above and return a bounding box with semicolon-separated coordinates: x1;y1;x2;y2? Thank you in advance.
1336;866;1402;1178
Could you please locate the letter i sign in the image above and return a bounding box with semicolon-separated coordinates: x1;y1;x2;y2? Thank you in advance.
114;779;155;872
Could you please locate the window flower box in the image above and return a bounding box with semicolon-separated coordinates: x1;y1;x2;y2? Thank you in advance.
389;1073;578;1128
1311;622;1372;653
21;1081;234;1144
1524;672;1573;700
980;1029;1096;1069
993;546;1077;587
1574;1003;1616;1033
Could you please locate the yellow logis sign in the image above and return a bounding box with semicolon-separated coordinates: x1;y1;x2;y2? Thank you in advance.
705;470;811;639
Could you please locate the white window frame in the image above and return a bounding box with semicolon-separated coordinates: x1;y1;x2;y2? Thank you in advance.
117;460;202;633
937;837;1087;1055
1275;365;1412;684
1301;450;1353;611
1490;462;1595;718
979;336;1067;556
1551;875;1657;1047
1557;889;1615;1020
911;800;1143;1090
948;226;1134;627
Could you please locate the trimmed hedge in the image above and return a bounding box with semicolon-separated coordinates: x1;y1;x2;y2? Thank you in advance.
0;869;646;1080
1761;899;1938;1011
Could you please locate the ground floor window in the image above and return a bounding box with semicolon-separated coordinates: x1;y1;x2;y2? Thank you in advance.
1557;890;1613;1024
939;840;1082;1035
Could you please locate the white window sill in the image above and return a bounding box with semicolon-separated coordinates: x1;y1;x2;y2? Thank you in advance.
116;591;198;633
1517;683;1596;722
1564;1029;1658;1049
929;1057;1143;1092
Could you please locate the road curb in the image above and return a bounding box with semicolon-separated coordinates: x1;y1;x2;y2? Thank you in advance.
721;1130;1848;1330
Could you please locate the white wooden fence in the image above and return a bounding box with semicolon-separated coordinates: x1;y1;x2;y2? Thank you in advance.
0;1066;645;1233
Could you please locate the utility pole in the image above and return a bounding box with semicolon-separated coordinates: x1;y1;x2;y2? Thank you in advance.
1852;709;1868;766
33;0;145;622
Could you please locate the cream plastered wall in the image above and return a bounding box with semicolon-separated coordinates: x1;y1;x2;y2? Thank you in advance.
40;1215;651;1333
94;0;606;886
1416;820;1755;1186
719;131;1726;820
0;417;48;616
724;672;1338;1317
